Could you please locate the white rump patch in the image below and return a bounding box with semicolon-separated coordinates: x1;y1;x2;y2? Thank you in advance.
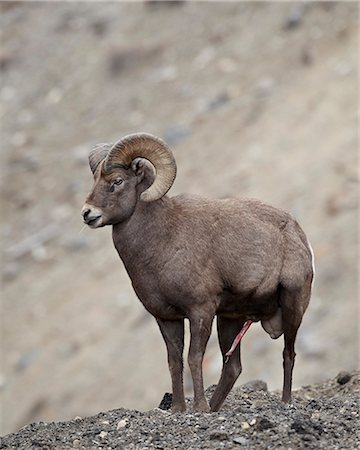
307;238;315;289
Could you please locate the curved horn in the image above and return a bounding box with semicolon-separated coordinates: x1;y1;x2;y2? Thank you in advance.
89;143;112;174
104;133;177;202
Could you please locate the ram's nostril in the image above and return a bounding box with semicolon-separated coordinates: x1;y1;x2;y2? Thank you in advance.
82;208;91;219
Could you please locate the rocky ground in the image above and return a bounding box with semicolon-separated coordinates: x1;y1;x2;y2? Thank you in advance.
1;0;358;436
1;371;359;450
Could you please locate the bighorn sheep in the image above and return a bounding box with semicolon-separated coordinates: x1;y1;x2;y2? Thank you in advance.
82;133;314;412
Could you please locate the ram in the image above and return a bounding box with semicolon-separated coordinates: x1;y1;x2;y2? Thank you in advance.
82;133;314;412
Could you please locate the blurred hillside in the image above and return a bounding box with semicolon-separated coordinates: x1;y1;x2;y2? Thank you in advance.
1;1;358;435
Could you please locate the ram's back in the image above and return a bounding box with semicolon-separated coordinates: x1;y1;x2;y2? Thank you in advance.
170;195;311;297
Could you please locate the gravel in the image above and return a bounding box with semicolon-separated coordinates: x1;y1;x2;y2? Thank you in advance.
1;371;358;450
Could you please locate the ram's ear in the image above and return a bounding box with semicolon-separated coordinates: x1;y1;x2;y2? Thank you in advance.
131;157;155;185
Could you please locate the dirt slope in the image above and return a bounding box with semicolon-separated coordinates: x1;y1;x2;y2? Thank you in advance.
1;371;359;450
1;1;358;435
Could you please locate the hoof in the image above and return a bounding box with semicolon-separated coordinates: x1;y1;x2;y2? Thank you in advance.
171;403;186;413
193;401;210;413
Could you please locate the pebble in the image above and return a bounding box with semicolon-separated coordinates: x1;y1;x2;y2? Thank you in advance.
117;419;128;429
158;392;172;410
241;380;268;392
241;421;250;430
233;436;248;445
255;417;275;431
209;430;229;441
98;431;108;438
337;371;352;385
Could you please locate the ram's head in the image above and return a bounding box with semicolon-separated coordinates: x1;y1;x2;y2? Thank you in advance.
81;133;177;228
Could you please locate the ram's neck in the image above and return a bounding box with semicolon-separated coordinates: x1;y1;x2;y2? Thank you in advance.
112;195;174;269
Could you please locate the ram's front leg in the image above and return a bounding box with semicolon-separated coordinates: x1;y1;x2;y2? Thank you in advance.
188;312;214;412
156;318;186;412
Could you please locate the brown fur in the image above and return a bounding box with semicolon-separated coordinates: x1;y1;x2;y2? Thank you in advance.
82;158;313;412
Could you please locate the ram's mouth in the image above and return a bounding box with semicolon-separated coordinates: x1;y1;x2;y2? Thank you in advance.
85;215;102;228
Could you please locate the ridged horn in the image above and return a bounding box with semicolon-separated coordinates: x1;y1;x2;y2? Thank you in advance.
104;133;177;202
89;143;112;174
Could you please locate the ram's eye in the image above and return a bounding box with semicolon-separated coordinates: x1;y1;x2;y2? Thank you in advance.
110;179;123;192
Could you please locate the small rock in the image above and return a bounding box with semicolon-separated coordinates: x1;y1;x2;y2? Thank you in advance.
250;418;256;426
72;439;80;448
241;421;250;430
241;379;268;392
233;436;248;445
205;384;217;395
302;434;315;442
73;416;82;421
98;431;108;438
117;419;128;429
255;417;275;431
209;430;229;441
337;371;352;385
291;418;322;435
158;392;172;410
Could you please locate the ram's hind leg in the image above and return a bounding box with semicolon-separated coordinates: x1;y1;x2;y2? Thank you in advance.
280;283;311;403
209;316;245;412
